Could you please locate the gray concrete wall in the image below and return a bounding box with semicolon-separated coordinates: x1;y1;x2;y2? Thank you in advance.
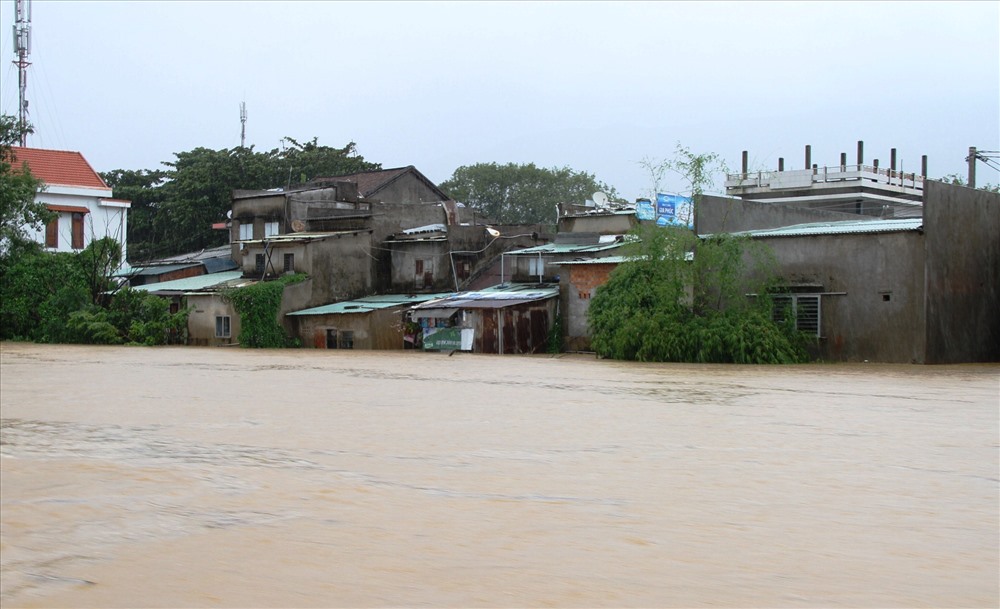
371;201;449;244
923;180;1000;363
293;308;405;350
558;213;636;235
371;178;445;205
698;195;874;234
185;293;240;347
388;241;453;293
756;231;926;363
239;232;373;306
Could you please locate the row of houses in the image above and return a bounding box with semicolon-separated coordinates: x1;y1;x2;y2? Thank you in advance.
11;143;999;363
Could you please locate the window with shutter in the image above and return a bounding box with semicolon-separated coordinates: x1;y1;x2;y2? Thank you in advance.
71;213;85;249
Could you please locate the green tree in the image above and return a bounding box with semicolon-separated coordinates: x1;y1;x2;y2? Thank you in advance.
0;244;89;342
639;142;728;230
589;224;807;363
66;287;189;346
102;168;170;262
0;115;51;251
276;138;380;187
588;146;808;364
439;162;618;225
78;236;123;305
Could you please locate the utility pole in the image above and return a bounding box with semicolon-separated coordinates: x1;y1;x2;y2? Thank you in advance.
967;146;977;189
12;0;32;146
240;101;247;148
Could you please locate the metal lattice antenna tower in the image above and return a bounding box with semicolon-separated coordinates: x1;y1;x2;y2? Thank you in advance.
240;101;247;148
12;0;32;146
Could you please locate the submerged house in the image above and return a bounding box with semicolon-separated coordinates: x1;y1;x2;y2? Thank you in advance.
501;233;630;284
409;284;559;354
551;256;628;352
287;293;453;350
131;271;251;346
700;179;999;363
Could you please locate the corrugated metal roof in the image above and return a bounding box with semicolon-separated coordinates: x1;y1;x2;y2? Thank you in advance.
237;230;368;245
410;308;460;319
288;293;454;316
505;239;626;255
401;223;446;235
201;257;239;274
156;245;234;263
716;218;923;239
411;284;559;310
131;263;201;276
553;255;632;266
131;271;246;294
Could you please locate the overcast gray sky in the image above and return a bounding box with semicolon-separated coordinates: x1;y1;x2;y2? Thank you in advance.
2;1;998;201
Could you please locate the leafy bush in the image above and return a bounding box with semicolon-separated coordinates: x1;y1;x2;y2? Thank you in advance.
1;243;188;345
222;274;305;348
64;288;189;345
588;225;809;364
0;244;89;342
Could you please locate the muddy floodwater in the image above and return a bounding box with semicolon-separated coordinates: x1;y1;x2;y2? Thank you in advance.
1;343;997;608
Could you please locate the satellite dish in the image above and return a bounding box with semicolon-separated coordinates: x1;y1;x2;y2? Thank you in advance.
291;219;306;232
593;192;609;208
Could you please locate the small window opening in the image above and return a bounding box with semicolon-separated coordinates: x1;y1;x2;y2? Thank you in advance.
340;331;354;349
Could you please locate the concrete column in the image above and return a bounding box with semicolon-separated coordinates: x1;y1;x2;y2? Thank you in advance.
840;153;847;170
742;151;748;174
805;145;811;170
968;146;977;188
890;149;897;171
778;158;784;171
857;140;864;165
921;155;928;178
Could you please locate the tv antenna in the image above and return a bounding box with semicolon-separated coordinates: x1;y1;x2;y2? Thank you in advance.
240;101;247;148
12;0;32;146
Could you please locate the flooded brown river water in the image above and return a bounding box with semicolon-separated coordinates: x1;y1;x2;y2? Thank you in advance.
1;342;997;608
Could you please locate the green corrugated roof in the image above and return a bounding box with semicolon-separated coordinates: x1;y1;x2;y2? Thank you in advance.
288;293;454;316
552;255;632;265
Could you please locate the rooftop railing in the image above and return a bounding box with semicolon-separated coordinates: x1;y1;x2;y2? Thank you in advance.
726;164;925;193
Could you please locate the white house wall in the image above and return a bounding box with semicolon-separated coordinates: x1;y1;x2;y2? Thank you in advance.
24;186;128;261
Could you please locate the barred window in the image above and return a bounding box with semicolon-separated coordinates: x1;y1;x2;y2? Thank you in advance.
773;294;821;336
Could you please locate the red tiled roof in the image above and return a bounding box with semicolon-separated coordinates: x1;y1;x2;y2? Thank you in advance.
9;147;110;189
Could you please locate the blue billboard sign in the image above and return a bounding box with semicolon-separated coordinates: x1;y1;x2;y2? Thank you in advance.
655;193;693;228
635;199;655;221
